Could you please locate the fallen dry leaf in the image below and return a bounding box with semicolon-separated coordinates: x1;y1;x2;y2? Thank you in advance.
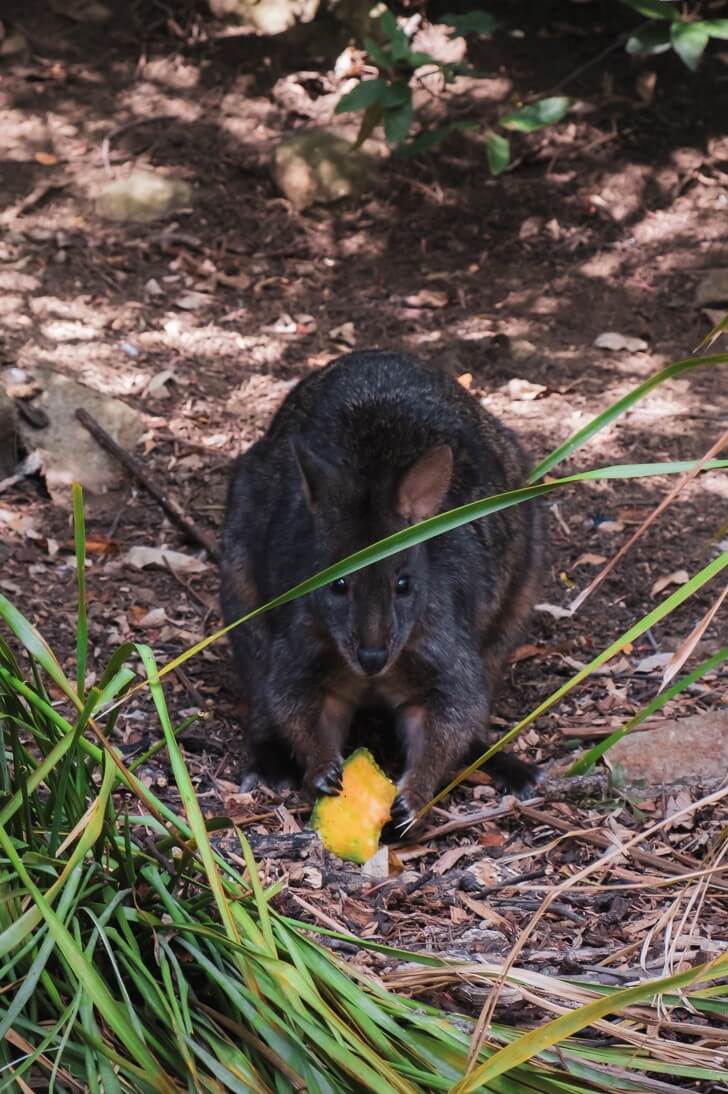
506;377;547;401
431;844;477;875
123;546;209;575
470;857;500;885
651;569;689;597
457;372;473;389
510;642;546;663
458;893;511;930
402;289;448;309
175;291;213;311
574;552;607;566
329;321;356;346
535;601;572;619
594;332;648;352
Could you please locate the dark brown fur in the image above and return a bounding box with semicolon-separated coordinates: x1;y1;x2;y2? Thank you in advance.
221;350;545;831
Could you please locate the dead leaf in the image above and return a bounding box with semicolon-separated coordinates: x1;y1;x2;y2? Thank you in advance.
651;569;689;597
506;377;547;401
636;70;656;104
431;844;476;875
596;520;624;534
477;829;505;850
510;643;545;663
145;369;175;398
34;152;58;166
458;893;510;930
574;552;607;566
535;601;572;619
633;652;672;674
175;291;213;311
361;846;389;879
470;858;500;885
262;313;297;334
215;271;252;291
123;546;209;575
402;289;448;309
135;607;167;628
457;372;473;390
329;321;356;346
594;332;648;352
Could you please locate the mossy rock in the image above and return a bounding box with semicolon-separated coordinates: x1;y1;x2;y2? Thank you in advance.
272;128;371;211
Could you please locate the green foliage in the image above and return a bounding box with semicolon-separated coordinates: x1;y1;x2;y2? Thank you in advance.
621;0;728;69
484;129;510;175
440;10;498;37
500;96;571;133
335;8;571;170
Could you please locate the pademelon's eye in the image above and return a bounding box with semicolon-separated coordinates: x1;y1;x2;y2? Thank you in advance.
330;577;349;596
395;575;411;596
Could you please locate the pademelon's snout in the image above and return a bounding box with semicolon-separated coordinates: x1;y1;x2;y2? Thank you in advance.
356;646;388;676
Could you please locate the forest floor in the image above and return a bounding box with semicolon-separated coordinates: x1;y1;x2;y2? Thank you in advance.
1;0;727;1034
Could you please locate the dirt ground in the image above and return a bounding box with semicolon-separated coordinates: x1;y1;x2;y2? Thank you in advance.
1;0;728;1007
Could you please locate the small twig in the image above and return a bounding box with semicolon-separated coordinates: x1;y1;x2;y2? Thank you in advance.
100;114;176;175
0;180;68;225
517;803;728;889
75;408;220;562
171;665;205;708
419;796;543;841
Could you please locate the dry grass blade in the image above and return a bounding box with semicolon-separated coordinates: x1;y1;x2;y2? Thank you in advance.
570;425;728;612
661;580;728;689
465;781;728;1070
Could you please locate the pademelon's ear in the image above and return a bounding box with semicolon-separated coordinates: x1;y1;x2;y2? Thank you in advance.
291;437;339;511
396;445;453;523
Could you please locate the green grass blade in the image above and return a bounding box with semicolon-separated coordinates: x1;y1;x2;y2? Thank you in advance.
136;645;242;952
454;952;728;1091
0;595;79;706
529;353;728;481
72;483;88;699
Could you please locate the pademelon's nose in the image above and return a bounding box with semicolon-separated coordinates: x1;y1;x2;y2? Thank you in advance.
357;646;388;675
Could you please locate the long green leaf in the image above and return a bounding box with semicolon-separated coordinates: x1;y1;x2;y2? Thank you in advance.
530;353;728;481
115;458;728;698
72;483;88;699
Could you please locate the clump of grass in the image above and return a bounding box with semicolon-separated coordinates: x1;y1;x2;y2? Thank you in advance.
2;588;727;1092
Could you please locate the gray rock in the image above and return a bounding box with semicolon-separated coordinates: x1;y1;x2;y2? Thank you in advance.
510;339;538;363
607;711;728;790
95;171;192;223
17;366;144;504
695;269;728;307
0;387;18;478
272;128;370;211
